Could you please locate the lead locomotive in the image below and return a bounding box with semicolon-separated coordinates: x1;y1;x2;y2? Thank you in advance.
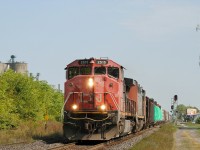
62;58;167;141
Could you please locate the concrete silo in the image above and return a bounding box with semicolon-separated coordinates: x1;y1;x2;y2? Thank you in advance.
6;55;28;74
0;55;28;74
0;62;9;74
10;62;28;74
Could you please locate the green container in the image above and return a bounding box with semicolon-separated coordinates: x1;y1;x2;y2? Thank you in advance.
154;105;162;122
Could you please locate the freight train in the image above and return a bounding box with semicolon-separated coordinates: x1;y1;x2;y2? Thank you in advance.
62;58;169;141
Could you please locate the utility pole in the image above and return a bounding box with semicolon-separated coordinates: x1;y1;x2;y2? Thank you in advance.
197;25;200;67
196;24;200;32
199;55;200;67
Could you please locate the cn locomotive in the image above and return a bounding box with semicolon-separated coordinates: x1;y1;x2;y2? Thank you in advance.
62;58;169;141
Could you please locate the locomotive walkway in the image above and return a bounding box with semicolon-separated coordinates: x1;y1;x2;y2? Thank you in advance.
173;122;200;150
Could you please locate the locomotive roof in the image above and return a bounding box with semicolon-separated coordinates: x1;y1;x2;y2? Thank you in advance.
65;58;124;69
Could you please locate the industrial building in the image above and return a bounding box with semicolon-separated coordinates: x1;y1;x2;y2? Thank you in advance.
0;55;28;74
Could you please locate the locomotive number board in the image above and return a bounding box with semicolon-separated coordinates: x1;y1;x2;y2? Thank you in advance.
78;60;90;65
78;59;108;65
95;60;108;65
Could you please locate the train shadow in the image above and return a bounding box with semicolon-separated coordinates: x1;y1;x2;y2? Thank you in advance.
32;132;64;144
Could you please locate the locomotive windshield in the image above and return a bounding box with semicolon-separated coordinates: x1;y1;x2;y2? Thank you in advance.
68;66;119;79
68;67;79;79
80;67;91;75
108;67;119;78
68;66;92;79
95;67;106;75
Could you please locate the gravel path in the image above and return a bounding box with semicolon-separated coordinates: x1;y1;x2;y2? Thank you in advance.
173;124;200;150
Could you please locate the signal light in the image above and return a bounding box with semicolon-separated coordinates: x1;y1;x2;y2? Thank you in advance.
174;95;178;101
171;105;174;110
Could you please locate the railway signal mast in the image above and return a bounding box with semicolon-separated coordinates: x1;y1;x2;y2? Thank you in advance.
171;95;178;124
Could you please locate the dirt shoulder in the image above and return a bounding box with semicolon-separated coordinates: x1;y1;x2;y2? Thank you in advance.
173;123;200;150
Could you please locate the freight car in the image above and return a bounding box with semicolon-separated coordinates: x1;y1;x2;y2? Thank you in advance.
145;97;168;127
62;58;168;142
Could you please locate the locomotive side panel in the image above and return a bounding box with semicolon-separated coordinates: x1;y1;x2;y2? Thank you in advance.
126;85;137;112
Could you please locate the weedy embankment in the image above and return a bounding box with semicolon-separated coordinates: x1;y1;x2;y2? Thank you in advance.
130;123;177;150
0;121;63;145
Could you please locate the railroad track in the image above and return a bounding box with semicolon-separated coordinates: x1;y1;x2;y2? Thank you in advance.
0;126;159;150
48;127;159;150
47;142;76;150
48;142;105;150
105;126;160;150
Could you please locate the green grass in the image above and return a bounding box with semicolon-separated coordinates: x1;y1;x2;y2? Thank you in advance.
0;120;63;145
130;123;177;150
185;122;200;128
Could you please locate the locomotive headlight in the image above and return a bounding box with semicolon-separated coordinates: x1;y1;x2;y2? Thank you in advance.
72;104;78;110
88;78;94;87
100;104;106;111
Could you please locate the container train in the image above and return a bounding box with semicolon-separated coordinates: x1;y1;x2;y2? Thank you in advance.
62;58;169;141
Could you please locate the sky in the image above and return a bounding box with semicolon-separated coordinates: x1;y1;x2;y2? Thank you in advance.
0;0;200;112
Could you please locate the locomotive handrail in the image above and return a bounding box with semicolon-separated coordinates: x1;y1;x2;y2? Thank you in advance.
64;111;110;122
61;92;85;120
61;92;74;120
105;92;119;110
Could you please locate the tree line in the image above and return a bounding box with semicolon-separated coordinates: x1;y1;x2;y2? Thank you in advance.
0;70;63;129
176;104;199;122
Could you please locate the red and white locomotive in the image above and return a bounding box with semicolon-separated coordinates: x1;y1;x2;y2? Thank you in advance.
63;58;168;141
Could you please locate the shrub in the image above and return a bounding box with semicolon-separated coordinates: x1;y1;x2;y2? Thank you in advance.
195;117;200;124
0;70;63;129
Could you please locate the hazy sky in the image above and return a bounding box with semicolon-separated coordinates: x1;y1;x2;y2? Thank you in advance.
1;0;200;111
